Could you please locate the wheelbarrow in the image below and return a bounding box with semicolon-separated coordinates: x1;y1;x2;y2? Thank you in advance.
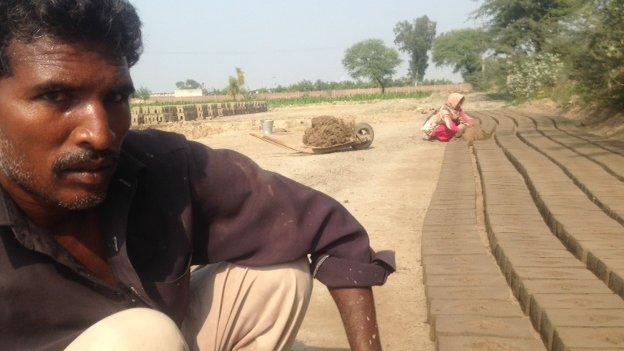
250;122;374;154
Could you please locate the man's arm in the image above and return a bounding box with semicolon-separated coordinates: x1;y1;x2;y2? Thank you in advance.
330;288;382;351
186;141;394;348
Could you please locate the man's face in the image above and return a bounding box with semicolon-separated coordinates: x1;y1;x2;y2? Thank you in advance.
0;38;134;210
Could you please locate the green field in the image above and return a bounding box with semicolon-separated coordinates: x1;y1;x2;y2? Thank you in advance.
266;91;432;108
130;91;432;110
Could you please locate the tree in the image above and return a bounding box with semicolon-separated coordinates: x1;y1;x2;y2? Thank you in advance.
572;0;624;108
226;67;246;100
456;0;622;109
175;79;202;89
393;16;437;83
132;86;152;101
227;77;240;99
475;0;583;55
236;67;245;87
342;39;402;94
432;29;490;87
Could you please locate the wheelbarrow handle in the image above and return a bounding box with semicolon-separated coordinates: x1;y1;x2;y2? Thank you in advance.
249;133;312;154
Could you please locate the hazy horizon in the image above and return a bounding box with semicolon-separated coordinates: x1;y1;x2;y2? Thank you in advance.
129;1;482;93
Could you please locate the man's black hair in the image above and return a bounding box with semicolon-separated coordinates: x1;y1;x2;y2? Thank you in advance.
0;0;142;75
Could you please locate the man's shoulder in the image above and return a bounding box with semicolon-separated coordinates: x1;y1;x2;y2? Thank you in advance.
122;129;190;161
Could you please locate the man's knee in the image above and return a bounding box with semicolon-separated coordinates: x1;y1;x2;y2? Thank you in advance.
65;308;188;351
253;258;313;301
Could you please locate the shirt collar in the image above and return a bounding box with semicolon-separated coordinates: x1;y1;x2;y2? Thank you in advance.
113;149;146;187
0;187;16;226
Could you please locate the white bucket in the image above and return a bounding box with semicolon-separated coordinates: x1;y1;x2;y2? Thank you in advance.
262;120;274;135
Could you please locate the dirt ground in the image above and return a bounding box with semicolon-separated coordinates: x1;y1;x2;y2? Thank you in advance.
180;94;505;350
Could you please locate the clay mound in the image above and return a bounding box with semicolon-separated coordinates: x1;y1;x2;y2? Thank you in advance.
303;116;354;148
310;115;337;128
461;121;488;144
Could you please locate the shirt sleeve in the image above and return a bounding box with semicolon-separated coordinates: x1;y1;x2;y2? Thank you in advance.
187;141;395;288
458;110;474;126
443;115;460;131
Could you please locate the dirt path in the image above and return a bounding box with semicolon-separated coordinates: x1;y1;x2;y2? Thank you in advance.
188;96;503;350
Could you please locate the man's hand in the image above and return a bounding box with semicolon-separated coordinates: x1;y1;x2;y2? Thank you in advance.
330;287;382;351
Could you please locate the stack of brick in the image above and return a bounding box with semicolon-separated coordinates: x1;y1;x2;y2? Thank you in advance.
130;101;268;126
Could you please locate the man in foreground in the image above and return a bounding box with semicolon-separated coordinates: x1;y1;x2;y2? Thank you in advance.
0;1;394;350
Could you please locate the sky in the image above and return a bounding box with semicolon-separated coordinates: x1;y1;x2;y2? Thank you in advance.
129;1;483;92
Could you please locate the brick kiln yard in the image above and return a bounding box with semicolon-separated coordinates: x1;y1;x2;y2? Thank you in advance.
160;94;498;350
150;95;624;350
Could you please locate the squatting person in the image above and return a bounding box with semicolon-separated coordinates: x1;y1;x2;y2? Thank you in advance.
422;93;474;142
0;1;395;350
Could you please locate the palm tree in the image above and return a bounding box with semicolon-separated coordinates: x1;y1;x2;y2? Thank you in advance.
227;67;246;100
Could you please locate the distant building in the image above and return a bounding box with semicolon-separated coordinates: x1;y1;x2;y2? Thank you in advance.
151;92;175;97
174;88;203;98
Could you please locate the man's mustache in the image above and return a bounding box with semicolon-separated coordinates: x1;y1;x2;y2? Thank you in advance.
52;149;120;174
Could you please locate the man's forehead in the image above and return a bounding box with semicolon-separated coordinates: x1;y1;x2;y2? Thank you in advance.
8;37;129;77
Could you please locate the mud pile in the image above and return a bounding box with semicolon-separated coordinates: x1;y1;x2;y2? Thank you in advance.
303;116;354;148
461;120;488;144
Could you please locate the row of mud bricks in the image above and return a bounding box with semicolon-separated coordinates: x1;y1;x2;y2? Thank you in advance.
423;110;624;350
130;101;268;126
422;141;543;350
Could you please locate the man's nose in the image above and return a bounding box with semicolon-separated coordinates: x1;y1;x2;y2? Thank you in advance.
71;101;116;151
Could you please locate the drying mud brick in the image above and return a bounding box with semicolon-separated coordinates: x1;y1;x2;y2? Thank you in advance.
424;274;508;288
473;110;624;351
435;315;540;339
461;120;489;144
302;116;354;147
437;335;545;351
422;141;543;349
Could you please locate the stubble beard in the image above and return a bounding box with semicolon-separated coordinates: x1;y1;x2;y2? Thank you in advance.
0;133;106;211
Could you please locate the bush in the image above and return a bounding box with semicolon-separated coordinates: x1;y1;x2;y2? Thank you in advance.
506;53;565;99
550;77;577;109
572;0;624;109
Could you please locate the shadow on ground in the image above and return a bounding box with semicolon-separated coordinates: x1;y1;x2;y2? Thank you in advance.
291;341;349;351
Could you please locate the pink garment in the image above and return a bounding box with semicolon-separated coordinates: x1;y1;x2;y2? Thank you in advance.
432;120;460;142
458;110;473;127
422;93;474;142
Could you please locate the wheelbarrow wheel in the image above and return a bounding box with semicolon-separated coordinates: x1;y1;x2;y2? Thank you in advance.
352;122;374;150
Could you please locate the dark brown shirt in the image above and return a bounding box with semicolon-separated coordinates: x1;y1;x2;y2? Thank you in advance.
0;130;395;351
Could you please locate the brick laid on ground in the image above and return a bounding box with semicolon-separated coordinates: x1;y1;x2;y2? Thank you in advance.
422;140;543;350
492;113;624;299
476;114;497;135
527;114;624;182
550;117;624;156
507;112;624;225
473;111;624;350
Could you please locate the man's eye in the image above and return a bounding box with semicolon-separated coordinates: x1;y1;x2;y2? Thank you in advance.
106;93;130;104
41;91;71;103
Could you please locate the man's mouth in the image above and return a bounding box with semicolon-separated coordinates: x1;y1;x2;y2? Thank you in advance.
64;158;116;172
53;149;121;186
58;159;118;186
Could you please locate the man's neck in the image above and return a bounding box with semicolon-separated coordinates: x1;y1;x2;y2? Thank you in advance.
0;174;118;287
0;177;72;230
